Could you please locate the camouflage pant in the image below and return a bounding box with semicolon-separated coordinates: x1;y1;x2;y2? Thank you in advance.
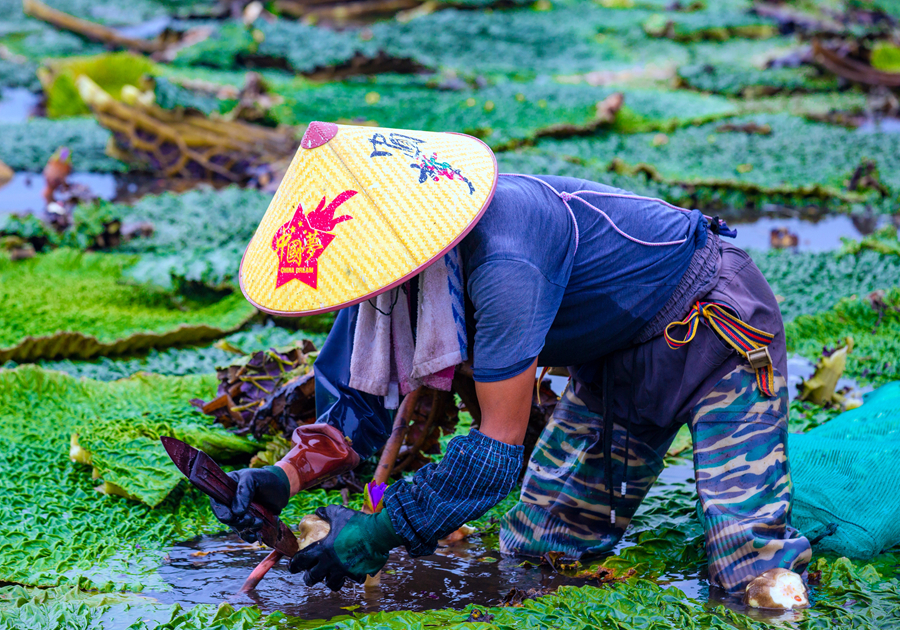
499;364;812;592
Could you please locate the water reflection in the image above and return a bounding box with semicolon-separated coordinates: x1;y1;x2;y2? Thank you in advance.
730;214;883;252
0;88;40;123
0;172;117;214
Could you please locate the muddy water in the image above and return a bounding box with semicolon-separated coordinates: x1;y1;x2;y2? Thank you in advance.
148;533;589;620
144;465;680;620
0;88;40;123
730;214;884;252
0;172;204;214
143;463;821;625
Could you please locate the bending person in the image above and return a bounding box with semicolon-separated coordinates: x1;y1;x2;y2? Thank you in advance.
210;123;811;607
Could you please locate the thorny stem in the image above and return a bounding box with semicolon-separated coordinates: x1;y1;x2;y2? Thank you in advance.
230;400;263;413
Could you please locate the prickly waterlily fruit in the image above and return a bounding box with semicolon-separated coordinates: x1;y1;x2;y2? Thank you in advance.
297;515;330;550
744;568;808;609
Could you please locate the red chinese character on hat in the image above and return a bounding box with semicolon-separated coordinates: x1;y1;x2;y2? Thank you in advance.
271;190;357;289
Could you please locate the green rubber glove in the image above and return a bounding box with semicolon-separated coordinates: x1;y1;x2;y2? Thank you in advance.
289;504;404;591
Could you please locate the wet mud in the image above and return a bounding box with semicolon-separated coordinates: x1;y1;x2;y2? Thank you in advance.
144;464;737;623
148;533;590;620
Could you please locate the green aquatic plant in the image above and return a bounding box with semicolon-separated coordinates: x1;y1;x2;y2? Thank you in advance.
171;19;380;75
641;1;778;42
152;76;233;115
801;556;900;629
871;41;900;73
0;20;106;62
254;19;379;74
0;117;124;173
41;52;156;119
679;62;839;97
786;290;900;386
0;58;39;91
544;113;900;212
0;248;256;362
751;248;900;322
275;75;736;149
170;21;256;70
75;408;258;507
366;8;629;77
104;185;271;290
677;37;844;96
839;225;900;257
33;324;325;381
0;365;353;591
789;399;842;433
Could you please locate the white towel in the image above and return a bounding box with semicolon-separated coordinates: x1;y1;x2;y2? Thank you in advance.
349;250;467;408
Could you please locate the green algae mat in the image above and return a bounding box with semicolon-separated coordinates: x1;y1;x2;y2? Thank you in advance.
0;249;256;362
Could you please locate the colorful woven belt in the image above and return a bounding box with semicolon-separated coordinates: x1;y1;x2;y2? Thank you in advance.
664;301;777;398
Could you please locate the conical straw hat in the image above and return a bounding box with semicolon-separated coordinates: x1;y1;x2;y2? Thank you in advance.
240;122;497;316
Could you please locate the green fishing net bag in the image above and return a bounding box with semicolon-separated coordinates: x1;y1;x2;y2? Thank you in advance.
789;381;900;560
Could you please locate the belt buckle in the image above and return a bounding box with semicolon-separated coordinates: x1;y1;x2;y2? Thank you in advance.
747;346;772;370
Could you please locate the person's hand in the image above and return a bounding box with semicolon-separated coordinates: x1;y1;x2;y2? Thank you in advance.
289;504;403;591
209;466;290;543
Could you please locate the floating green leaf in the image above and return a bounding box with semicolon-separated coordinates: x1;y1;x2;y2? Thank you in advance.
33;323;325;380
543;113;900;212
0;365;352;591
751;248;900;322
103;186;270;290
786;290;900;386
0;117;124;173
642;1;777;41
0;249;256;362
274;75;735;149
0;58;39;91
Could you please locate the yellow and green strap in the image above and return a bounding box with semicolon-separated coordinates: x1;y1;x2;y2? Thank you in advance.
664;301;776;398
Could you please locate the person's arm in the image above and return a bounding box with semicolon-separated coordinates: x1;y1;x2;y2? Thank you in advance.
288;362;535;590
476;358;537;445
210;306;384;539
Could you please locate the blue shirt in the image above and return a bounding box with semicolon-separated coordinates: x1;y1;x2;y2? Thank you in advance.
459;174;708;382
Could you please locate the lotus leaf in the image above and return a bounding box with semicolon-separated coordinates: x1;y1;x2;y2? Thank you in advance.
751;248;900;322
544;113;900;213
366;8;630;77
0;58;40;91
254;19;379;75
0;1;106;61
172;19;379;75
786;290;900;386
871;43;900;72
169;21;255;70
100;186;269;290
275;76;736;150
0;248;256;362
641;1;778;42
34;324;324;381
839;225;900;257
152;76;231;115
0;366;354;591
676;35;843;97
679;62;839;97
0;117;125;173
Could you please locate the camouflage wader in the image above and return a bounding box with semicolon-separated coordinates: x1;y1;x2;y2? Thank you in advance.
500;244;813;593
